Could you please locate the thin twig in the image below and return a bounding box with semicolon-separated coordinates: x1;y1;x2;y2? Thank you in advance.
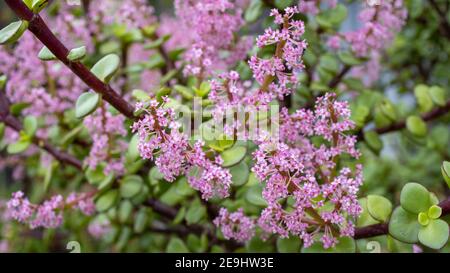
0;91;83;169
358;99;450;141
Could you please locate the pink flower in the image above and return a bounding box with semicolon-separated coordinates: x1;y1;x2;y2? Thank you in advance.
327;36;341;50
175;0;249;77
6;191;33;223
214;208;255;242
344;0;407;57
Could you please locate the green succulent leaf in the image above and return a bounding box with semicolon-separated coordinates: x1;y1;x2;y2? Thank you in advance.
95;190;119;212
23;116;38;137
0;21;29;45
185;199;206;225
441;161;450;188
85;165;106;185
276;237;301;253
429;86;446;106
31;0;49;13
173;85;194;100
131;89;151;102
388;207;420;243
230;161;250;187
10;102;30;116
0;123;5;140
379;99;397;122
418;212;429;226
67;46;87;61
245;0;264;23
166;237;189;253
364;131;383;154
246;184;267;207
367;195;392;222
406;116;427;137
221;145;247;167
118;200;133;223
414;84;434;112
400;182;430;213
418;219;449;249
91;54;120;83
428;205;442;220
75;92;101;119
357;198;380;227
7;139;31;154
338;51;365;66
38;46;57;61
126;134;140;162
120;175;144;198
0;75;7;90
98;173;115;191
134;208;148;233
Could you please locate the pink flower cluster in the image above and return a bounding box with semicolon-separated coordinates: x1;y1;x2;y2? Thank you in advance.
298;0;337;15
0;32;85;122
88;217;112;239
131;98;232;200
84;104;127;175
344;0;407;57
52;3;93;52
117;0;157;30
248;7;307;100
175;0;249;78
213;208;255;242
6;191;95;229
252;93;362;248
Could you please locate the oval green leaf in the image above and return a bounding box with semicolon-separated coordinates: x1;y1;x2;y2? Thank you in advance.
406;116;427;137
230;161;250;187
441;161;450;188
166;237;189;253
388;206;420;243
38;46;57;61
276;237;301;253
75;92;101;119
221;145;247;167
91;54;120;83
67;46;87;61
429;86;446;106
23;116;38;137
7;139;31;154
95;189;119;212
400;182;430;214
367;195;393;222
418;219;449;249
0;21;28;45
120;175;144;198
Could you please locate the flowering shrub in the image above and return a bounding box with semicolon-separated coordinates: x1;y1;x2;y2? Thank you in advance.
0;0;449;253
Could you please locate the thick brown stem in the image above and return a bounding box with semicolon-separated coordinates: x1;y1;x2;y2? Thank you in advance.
355;197;450;239
5;0;135;119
